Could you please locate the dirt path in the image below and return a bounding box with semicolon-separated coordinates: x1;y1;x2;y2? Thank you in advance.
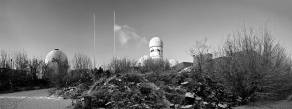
0;89;72;109
233;100;292;109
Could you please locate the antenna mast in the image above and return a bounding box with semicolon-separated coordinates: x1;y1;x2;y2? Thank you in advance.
114;11;116;57
113;11;116;73
93;12;96;68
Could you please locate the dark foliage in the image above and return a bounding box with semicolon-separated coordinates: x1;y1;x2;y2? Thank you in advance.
0;68;50;93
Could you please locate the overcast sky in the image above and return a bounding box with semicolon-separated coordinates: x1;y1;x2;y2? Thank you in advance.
1;0;292;66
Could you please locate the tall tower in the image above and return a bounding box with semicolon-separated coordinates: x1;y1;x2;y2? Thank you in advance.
149;37;163;59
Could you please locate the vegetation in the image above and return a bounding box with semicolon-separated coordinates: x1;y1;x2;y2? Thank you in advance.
0;51;50;92
1;27;292;108
213;28;292;102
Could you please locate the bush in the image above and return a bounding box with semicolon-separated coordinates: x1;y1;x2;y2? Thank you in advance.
64;69;92;86
139;58;171;73
107;57;136;74
0;68;50;92
214;27;292;102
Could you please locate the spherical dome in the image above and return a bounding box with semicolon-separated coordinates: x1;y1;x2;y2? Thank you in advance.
45;49;68;65
149;37;163;48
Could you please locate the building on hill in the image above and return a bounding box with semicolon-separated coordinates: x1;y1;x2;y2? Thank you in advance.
138;37;179;67
149;37;163;59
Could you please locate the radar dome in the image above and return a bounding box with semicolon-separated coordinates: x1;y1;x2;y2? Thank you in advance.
149;37;163;48
45;49;69;75
45;49;68;64
149;37;163;59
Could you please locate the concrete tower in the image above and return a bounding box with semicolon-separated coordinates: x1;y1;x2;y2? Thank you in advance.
149;37;163;59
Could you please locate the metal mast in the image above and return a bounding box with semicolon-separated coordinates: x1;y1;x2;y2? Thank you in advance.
93;12;96;68
114;11;116;57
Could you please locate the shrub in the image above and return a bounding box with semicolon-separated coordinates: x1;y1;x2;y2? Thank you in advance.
64;69;92;86
139;58;171;73
107;57;136;74
214;27;292;102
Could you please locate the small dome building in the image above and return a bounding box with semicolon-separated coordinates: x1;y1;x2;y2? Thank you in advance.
45;49;68;74
149;37;163;59
137;37;178;67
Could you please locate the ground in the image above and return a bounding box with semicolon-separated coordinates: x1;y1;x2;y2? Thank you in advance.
1;89;292;109
234;100;292;109
0;89;71;109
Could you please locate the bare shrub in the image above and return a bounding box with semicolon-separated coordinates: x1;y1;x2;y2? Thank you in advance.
14;51;29;70
189;38;214;74
72;53;92;70
28;58;44;80
215;27;292;102
139;58;170;73
0;50;11;68
107;57;136;74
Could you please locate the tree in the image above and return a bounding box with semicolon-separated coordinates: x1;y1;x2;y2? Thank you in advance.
108;57;135;74
189;38;213;74
28;58;44;80
0;50;11;68
72;53;92;70
14;51;29;70
215;27;292;102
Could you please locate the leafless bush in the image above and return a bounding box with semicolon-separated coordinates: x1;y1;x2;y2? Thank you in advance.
215;27;292;102
140;58;171;73
72;53;92;70
28;58;44;80
0;50;11;68
14;51;29;70
107;57;136;74
189;38;214;74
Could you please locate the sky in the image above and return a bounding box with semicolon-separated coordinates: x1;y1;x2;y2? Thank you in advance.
0;0;292;66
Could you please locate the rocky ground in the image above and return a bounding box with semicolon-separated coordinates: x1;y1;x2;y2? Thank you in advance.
0;89;71;109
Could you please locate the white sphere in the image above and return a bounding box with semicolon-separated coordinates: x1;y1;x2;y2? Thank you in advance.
45;49;68;64
45;49;68;73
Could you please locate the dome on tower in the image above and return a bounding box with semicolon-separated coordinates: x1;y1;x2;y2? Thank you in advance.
149;37;163;48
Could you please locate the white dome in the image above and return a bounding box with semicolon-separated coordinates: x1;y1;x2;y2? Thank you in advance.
45;49;68;65
149;37;163;48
